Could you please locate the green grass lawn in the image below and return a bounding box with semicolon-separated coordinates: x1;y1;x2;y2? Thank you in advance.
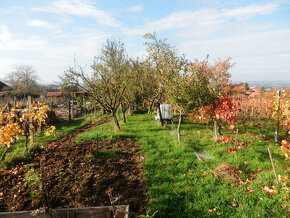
0;114;94;168
77;112;288;218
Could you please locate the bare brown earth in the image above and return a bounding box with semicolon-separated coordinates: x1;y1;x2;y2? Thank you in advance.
0;117;147;217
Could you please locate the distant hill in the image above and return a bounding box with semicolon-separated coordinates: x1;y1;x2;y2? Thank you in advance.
234;81;290;89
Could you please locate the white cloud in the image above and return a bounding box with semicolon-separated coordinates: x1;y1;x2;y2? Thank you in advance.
33;0;119;27
0;25;109;83
124;3;280;35
26;19;56;29
0;25;13;42
177;29;290;81
178;29;290;58
221;3;279;20
128;5;143;12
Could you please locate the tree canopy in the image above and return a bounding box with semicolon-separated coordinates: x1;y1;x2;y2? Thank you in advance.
5;65;41;97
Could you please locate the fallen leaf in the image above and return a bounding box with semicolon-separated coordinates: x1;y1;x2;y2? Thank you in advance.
249;172;257;177
231;201;239;207
261;186;271;192
0;192;3;197
202;172;208;176
269;189;278;195
283;195;287;201
280;204;287;209
261;186;278;195
246;187;254;194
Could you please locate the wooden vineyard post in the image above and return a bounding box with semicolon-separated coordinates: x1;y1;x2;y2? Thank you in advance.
68;99;71;121
235;129;239;142
13;96;17;108
80;97;84;115
268;147;278;182
274;90;280;143
177;110;182;142
28;96;34;145
71;99;74;119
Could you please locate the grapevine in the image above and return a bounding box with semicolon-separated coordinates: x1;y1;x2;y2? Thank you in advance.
0;103;55;162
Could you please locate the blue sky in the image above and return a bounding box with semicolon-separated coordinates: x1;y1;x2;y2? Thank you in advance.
0;0;289;84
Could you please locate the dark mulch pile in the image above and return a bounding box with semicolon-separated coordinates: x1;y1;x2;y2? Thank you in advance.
0;117;147;217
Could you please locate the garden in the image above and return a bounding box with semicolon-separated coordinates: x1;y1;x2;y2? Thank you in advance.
0;33;289;217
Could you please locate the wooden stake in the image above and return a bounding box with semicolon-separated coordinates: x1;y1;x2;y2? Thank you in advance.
235;129;239;142
13;96;17;108
68;99;71;121
268;147;278;182
274;90;281;143
28;96;34;145
71;99;74;119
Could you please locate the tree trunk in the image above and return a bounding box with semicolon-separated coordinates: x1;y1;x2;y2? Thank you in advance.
177;110;183;142
117;108;121;120
148;102;153;114
112;111;121;130
102;107;106;115
128;104;132;115
0;147;10;162
157;104;163;126
214;119;220;140
121;103;126;123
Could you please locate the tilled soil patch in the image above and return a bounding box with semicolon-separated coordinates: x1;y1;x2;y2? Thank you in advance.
0;117;146;217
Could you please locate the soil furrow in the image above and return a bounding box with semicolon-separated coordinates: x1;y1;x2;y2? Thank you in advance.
0;117;146;217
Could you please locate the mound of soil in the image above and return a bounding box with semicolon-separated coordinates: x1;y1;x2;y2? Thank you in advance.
0;117;147;217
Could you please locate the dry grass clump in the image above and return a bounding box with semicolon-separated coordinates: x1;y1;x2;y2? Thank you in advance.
214;163;242;183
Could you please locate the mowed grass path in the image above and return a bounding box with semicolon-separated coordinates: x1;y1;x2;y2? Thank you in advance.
76;112;288;218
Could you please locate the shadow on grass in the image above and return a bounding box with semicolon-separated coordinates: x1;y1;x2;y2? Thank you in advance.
133;110;148;115
257;150;283;162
